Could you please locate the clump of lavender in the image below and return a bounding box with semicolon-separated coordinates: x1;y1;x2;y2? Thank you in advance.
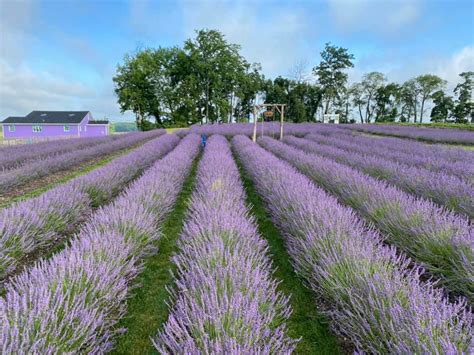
0;134;179;281
154;135;298;353
266;135;474;305
0;129;166;192
1;134;201;353
288;135;474;218
340;123;474;145
233;135;473;354
0;134;123;171
305;132;473;183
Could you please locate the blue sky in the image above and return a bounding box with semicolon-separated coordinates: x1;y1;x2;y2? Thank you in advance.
1;0;473;121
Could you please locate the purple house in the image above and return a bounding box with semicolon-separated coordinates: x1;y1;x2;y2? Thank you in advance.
2;111;110;140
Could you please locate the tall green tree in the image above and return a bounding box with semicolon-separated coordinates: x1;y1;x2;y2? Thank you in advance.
349;83;365;124
452;71;474;123
356;72;387;123
313;43;355;115
415;74;447;123
183;29;249;123
430;90;454;122
113;49;163;130
374;83;400;122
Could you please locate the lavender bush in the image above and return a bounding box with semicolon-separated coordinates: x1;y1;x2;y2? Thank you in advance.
0;130;165;192
0;134;125;171
260;136;474;305
306;132;474;183
287;135;474;218
233;135;473;353
154;135;297;353
0;134;201;353
0;134;179;280
341;124;474;145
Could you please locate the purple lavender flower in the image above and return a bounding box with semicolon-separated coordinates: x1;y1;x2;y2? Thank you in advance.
0;134;180;280
233;134;473;353
154;135;297;353
259;136;474;306
0;130;166;192
0;134;201;353
288;135;474;218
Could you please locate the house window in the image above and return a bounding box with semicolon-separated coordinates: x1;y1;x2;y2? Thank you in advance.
32;125;42;133
8;125;15;132
64;125;70;132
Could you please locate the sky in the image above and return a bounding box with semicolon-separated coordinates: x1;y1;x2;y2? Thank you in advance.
0;0;473;122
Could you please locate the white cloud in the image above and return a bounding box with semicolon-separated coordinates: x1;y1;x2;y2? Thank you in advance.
0;60;134;121
433;45;474;90
327;0;422;34
178;0;316;78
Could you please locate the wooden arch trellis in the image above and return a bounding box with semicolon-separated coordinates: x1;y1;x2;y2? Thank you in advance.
252;104;286;142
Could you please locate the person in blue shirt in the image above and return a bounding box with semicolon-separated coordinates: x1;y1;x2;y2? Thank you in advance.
201;134;207;147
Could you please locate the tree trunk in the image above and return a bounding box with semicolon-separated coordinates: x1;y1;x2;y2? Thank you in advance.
358;104;364;124
324;98;330;114
420;97;425;123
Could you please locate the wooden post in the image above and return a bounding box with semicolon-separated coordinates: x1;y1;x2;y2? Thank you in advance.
252;105;258;142
280;105;285;140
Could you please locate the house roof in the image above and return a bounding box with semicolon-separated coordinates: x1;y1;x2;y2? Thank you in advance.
2;111;89;124
88;120;109;125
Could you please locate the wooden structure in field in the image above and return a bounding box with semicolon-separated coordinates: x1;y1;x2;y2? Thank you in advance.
252;104;286;142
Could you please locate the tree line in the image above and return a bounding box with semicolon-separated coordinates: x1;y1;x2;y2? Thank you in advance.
113;29;473;129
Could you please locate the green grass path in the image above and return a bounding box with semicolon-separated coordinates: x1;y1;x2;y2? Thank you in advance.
236;159;342;355
111;156;200;355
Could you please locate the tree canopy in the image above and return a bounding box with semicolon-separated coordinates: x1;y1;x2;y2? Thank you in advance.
114;30;472;128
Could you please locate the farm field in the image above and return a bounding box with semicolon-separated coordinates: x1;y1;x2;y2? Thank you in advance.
0;123;473;354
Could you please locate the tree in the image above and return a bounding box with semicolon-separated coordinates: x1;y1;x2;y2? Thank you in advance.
356;72;386;123
375;83;400;122
313;43;354;115
113;49;162;130
430;90;454;122
183;29;249;123
415;74;447;123
452;71;474;123
349;83;365;124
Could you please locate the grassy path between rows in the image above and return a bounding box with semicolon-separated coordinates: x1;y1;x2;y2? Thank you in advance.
111;155;201;355
236;159;342;355
0;146;137;208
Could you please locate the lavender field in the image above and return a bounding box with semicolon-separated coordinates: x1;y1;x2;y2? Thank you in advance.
1;124;473;354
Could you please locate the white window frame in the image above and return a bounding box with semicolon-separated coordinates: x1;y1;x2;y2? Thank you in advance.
32;125;43;133
8;125;15;132
64;125;70;132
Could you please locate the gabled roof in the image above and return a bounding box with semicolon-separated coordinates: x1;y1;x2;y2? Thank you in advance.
2;111;89;124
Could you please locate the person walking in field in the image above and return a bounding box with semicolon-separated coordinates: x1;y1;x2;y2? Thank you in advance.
201;134;207;147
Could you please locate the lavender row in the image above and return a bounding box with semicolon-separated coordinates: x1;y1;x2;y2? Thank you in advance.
313;125;474;164
233;135;473;353
261;136;474;305
188;122;319;138
0;134;125;171
154;135;297;353
0;130;165;193
290;135;474;218
0;134;179;280
306;132;474;183
0;134;201;353
340;124;474;145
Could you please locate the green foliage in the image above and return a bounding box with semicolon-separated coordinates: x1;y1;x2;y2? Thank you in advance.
313;43;355;115
430;90;454;122
452;71;473;124
113;30;264;128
